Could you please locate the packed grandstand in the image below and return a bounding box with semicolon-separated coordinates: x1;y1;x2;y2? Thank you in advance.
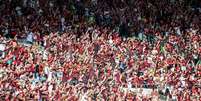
0;0;201;100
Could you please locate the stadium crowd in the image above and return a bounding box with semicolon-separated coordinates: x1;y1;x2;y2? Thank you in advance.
0;0;201;100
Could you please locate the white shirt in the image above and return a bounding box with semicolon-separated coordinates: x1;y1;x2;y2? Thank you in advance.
26;32;34;42
44;66;49;75
80;93;88;101
43;50;48;60
48;84;53;94
0;44;5;51
128;82;132;90
16;6;22;16
47;71;52;82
